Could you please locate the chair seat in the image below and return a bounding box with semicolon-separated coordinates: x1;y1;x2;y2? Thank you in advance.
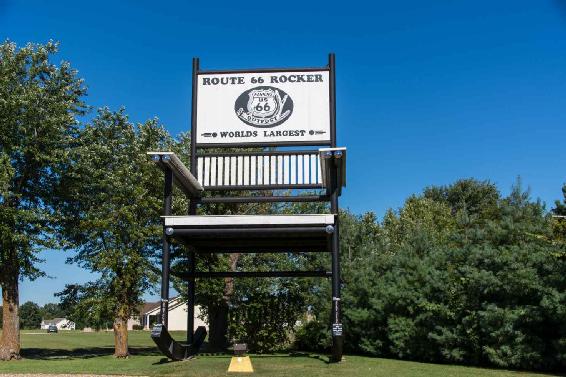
163;214;335;227
163;215;335;253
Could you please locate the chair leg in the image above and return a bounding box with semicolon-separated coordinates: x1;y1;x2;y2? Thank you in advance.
330;222;343;362
187;250;195;344
160;168;173;327
160;235;171;327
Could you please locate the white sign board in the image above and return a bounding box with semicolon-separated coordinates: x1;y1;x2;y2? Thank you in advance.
196;70;331;146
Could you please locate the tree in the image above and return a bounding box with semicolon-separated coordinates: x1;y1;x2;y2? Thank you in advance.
19;302;41;330
225;253;316;352
551;183;566;248
423;178;500;221
297;180;566;372
56;283;113;330
0;41;86;360
381;196;455;253
40;303;66;320
56;108;170;357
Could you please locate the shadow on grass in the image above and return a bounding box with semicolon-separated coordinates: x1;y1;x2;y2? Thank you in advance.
289;352;331;364
149;350;331;366
21;346;162;360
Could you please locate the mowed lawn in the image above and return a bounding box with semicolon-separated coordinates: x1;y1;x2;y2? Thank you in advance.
0;330;560;377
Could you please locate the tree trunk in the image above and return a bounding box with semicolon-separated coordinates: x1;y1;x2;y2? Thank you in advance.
0;271;21;361
113;317;129;358
207;303;229;351
207;253;240;351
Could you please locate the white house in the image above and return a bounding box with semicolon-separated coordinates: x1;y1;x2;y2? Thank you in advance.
40;318;76;330
128;296;208;332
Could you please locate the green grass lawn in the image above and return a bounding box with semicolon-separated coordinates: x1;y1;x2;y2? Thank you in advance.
0;330;560;376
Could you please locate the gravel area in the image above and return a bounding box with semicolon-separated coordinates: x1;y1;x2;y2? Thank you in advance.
0;375;146;377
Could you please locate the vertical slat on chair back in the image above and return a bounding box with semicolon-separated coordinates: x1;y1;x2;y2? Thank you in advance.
197;151;323;190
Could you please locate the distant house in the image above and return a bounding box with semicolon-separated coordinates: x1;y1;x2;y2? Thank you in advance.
128;296;208;332
40;318;76;330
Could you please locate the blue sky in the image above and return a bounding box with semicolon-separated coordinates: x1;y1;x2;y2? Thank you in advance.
2;0;566;305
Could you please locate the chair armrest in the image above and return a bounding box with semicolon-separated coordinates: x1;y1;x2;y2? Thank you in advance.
319;147;346;196
147;152;204;197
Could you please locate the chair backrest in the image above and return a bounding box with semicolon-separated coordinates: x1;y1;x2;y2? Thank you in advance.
189;54;338;199
196;151;323;191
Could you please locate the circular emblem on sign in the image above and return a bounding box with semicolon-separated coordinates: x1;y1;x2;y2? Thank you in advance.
234;86;293;128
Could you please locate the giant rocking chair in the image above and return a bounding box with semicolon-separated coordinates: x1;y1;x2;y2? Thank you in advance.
149;54;346;362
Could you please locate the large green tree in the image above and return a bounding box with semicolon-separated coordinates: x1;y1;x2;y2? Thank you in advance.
0;41;86;360
19;302;41;330
56;108;170;357
297;179;566;372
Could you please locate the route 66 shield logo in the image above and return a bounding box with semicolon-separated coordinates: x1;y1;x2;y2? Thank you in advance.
248;89;278;118
235;86;293;128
